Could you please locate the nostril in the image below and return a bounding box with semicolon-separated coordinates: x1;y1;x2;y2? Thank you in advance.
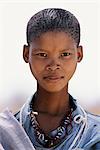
46;64;60;71
46;66;52;71
57;64;60;69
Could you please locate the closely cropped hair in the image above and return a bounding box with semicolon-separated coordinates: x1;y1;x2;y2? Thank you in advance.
26;8;80;46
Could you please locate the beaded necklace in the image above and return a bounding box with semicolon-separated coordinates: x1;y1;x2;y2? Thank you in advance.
30;102;73;148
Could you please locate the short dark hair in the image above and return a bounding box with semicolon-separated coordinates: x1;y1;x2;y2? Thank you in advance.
26;8;80;46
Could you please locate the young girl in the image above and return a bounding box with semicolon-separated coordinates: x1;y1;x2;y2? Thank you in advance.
0;8;100;150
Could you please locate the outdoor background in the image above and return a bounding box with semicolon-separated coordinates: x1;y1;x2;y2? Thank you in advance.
0;0;100;114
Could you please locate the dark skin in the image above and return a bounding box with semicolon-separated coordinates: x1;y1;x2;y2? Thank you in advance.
33;85;70;134
23;31;83;134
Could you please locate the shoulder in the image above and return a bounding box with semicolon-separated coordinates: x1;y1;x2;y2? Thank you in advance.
87;111;100;126
87;112;100;137
86;111;100;133
75;110;100;149
85;111;100;143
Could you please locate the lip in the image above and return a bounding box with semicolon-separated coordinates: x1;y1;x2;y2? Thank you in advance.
43;75;64;82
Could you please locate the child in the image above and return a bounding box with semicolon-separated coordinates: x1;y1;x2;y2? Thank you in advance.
0;8;100;150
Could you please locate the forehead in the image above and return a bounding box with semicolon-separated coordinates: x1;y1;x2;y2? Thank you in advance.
30;31;76;51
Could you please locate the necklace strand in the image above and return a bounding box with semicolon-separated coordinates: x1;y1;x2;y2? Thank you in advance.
30;104;73;148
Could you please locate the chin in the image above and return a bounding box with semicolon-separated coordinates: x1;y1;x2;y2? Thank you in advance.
38;79;68;93
42;85;67;93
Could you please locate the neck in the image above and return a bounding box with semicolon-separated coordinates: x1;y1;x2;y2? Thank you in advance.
33;84;70;116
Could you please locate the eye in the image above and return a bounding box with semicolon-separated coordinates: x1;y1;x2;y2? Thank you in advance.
36;53;47;57
61;52;71;57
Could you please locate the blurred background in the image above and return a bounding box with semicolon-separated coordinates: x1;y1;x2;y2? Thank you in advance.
0;0;100;114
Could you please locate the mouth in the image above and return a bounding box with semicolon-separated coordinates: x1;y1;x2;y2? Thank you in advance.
43;76;64;82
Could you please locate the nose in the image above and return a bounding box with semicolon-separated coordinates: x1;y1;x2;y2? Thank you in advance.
46;64;60;71
46;58;61;71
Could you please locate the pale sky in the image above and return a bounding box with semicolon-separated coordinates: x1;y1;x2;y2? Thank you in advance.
0;0;100;111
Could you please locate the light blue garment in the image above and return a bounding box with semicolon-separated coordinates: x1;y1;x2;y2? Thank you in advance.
0;94;100;150
16;94;100;150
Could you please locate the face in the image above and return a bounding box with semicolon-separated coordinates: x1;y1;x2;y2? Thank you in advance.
23;31;83;92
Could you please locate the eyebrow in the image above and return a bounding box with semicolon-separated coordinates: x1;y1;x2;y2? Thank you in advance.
32;48;47;52
32;48;74;52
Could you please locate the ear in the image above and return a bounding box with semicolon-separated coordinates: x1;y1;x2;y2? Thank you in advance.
23;45;29;63
77;45;83;62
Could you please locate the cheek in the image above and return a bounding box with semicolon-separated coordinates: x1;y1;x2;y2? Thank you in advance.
29;60;45;78
64;60;77;75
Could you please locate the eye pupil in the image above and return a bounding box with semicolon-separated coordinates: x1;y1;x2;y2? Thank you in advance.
62;52;70;56
40;53;47;57
43;53;47;57
64;53;67;56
